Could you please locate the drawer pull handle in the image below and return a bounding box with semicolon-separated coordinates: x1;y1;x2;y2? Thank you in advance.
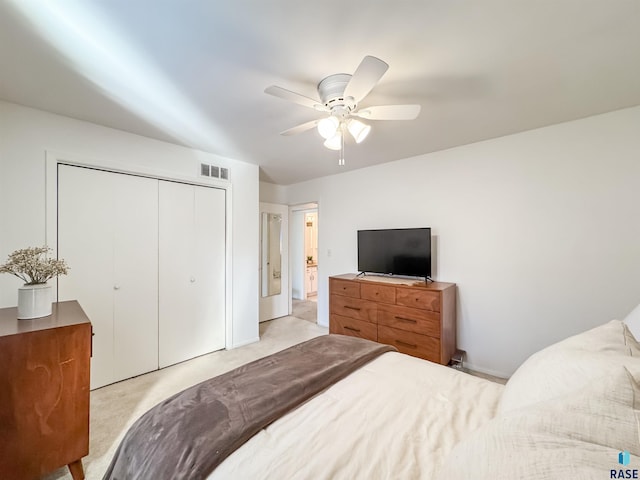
395;316;417;324
344;326;361;333
344;306;361;311
396;340;417;349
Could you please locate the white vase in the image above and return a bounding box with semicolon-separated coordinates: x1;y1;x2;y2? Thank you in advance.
17;283;53;319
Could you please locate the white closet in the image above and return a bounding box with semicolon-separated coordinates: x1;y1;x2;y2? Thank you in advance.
158;181;225;368
57;165;226;389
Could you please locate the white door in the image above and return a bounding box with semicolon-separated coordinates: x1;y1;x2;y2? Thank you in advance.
112;174;159;381
259;202;289;322
158;181;225;368
58;165;159;389
290;211;305;300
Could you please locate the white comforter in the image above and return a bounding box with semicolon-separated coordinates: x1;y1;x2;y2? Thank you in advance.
209;352;504;480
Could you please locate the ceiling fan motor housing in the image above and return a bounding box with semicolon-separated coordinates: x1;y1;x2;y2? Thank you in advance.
318;73;356;113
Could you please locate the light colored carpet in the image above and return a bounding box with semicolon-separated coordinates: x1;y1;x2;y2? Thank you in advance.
292;298;317;323
44;316;327;480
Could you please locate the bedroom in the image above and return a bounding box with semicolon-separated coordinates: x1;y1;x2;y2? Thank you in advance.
1;1;640;479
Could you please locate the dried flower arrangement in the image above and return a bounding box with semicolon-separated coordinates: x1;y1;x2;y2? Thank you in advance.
0;246;69;285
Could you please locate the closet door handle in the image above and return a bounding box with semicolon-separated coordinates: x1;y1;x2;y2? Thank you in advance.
344;326;361;333
344;306;361;311
113;285;121;290
190;277;196;283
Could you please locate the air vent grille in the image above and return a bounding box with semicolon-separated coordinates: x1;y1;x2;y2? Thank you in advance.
200;162;229;180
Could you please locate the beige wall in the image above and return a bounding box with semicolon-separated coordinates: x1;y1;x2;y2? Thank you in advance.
282;106;640;376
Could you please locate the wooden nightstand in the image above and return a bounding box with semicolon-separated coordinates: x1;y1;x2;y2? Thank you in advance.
0;301;91;480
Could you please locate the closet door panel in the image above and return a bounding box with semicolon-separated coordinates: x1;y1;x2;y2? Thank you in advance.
158;181;196;368
159;182;226;368
193;186;226;354
113;174;159;380
57;165;115;389
59;165;160;389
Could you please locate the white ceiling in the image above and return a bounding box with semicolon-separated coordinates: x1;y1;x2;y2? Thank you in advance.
1;1;639;185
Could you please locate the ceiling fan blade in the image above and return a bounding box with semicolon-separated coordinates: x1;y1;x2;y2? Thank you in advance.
343;56;389;103
265;85;327;111
280;119;320;136
353;104;421;120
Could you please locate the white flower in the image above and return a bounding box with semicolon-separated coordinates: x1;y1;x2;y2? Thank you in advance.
0;246;69;285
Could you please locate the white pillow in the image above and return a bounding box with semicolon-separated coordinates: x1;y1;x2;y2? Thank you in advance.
498;320;640;413
625;303;640;342
437;368;640;480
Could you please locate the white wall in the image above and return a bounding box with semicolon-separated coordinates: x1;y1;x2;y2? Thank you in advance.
0;100;259;348
259;181;287;204
284;106;640;377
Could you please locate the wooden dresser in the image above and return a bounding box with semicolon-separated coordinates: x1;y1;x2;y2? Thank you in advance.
0;301;91;480
329;274;456;364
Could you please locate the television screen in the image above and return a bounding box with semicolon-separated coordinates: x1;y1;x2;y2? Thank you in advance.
357;228;431;278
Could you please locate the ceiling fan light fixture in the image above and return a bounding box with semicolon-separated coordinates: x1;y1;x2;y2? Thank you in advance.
347;118;371;143
317;116;339;139
323;131;342;150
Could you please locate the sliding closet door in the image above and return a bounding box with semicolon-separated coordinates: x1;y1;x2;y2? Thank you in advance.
158;181;225;368
112;174;159;382
58;166;114;389
58;165;159;389
193;186;226;352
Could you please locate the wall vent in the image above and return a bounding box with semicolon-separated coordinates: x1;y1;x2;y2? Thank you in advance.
200;162;229;180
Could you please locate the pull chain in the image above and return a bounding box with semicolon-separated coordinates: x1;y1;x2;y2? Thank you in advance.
338;124;345;166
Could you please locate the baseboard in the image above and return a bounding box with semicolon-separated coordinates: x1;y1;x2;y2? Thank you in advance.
229;336;260;349
462;362;511;380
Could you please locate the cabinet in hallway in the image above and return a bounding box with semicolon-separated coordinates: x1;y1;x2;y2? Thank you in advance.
306;265;317;296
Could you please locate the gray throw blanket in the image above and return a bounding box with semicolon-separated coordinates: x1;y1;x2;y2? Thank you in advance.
103;334;396;480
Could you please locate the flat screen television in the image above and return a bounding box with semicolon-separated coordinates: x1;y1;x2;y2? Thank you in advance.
357;228;431;278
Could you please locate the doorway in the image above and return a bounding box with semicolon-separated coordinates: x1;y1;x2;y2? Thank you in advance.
290;202;319;323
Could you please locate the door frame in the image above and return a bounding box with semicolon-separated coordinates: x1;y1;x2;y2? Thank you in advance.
289;202;319;310
45;150;234;350
259;202;289;322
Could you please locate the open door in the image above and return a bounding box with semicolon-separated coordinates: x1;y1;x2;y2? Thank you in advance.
259;202;289;322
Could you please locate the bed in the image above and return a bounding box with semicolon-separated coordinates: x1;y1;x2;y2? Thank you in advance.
104;309;640;480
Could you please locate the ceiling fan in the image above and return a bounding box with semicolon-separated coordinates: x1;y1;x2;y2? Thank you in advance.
265;55;421;165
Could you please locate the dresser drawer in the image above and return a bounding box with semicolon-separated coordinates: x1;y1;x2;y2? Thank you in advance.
377;303;440;338
330;295;377;323
378;325;440;363
330;278;361;298
396;288;440;312
330;314;377;342
361;283;396;304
